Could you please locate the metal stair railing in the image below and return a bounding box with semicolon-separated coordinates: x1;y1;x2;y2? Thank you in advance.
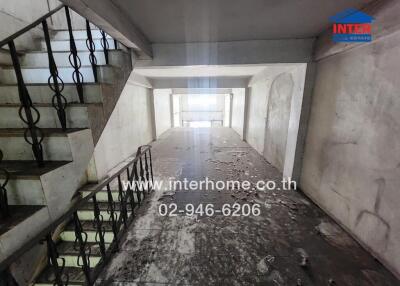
0;145;154;285
0;4;121;167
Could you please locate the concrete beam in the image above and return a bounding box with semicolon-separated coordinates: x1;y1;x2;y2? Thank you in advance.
172;88;232;94
137;39;315;67
150;77;250;89
60;0;152;57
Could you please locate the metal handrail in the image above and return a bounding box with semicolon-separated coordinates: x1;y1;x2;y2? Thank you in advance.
0;5;65;48
0;3;120;167
0;145;153;277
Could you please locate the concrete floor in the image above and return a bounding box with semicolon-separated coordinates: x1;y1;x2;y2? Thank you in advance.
99;127;399;285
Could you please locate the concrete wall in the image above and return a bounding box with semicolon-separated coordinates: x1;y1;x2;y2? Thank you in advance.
154;89;172;138
92;73;154;179
300;0;400;278
246;65;307;173
0;0;50;51
231;88;245;139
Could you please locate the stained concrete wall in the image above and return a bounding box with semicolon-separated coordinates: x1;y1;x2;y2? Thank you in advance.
92;73;154;179
300;0;400;278
231;88;245;139
246;65;307;173
154;89;172;138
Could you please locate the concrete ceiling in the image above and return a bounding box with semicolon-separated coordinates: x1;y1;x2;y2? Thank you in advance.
110;0;372;43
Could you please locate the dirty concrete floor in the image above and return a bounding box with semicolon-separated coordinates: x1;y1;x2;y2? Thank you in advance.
99;128;399;286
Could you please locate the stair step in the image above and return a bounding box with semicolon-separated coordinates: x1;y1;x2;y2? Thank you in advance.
40;39;127;53
0;128;87;161
0;160;70;179
34;266;86;285
53;29;113;41
0;160;70;205
81;189;142;203
20;50;126;68
57;240;108;257
0;103;99;129
0;83;105;104
0;205;45;235
60;229;115;244
77;209;129;221
0;65;116;84
64;220;114;232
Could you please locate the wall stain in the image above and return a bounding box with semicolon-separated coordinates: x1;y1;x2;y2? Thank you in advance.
355;178;390;252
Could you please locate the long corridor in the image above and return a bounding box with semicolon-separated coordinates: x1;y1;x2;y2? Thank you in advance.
100;128;398;285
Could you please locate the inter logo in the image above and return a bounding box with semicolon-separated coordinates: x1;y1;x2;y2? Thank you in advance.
330;8;374;43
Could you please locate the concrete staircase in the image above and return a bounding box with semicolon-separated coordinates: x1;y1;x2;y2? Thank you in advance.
0;27;133;278
33;183;142;286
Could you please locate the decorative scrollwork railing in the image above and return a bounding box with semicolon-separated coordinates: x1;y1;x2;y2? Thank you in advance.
8;40;45;167
0;145;154;285
0;4;122;166
85;20;98;83
100;30;110;65
65;7;84;104
46;234;69;285
42;19;68;131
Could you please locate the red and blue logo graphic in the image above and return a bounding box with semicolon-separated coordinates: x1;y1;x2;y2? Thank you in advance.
330;8;374;42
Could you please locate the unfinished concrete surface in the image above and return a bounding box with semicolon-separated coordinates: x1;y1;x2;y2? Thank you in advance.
300;0;400;278
99;128;399;285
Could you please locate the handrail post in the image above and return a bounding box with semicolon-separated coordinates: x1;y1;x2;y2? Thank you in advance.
72;212;92;285
85;20;98;82
42;19;68;131
148;149;154;186
0;150;9;218
117;175;128;227
106;184;118;241
126;168;137;211
100;30;109;65
8;40;45;167
65;7;84;103
46;234;68;285
92;195;107;259
133;162;142;204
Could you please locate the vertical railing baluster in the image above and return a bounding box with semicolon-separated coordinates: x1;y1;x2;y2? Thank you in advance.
85;20;98;82
139;155;147;194
133;162;142;204
117;175;128;227
0;150;9;218
92;194;106;259
72;212;91;285
106;184;118;239
42;19;67;131
126;168;137;211
148;149;154;186
8;40;45;167
144;152;150;194
100;30;109;65
65;7;84;103
46;234;68;286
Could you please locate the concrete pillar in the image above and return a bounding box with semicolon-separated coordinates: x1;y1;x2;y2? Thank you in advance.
283;63;316;182
242;87;251;142
149;90;157;141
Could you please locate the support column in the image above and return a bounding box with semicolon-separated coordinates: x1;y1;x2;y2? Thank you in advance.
283;63;316;182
